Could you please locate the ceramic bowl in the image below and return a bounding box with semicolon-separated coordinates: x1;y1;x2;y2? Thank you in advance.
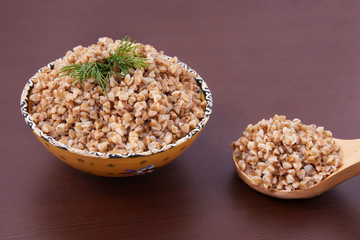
20;57;213;177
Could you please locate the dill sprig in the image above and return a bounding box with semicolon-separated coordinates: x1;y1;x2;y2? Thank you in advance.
59;36;148;95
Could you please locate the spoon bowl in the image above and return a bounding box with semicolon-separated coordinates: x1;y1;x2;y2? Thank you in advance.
234;138;360;199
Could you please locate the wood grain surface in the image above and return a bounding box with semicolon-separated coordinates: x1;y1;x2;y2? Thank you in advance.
1;0;360;239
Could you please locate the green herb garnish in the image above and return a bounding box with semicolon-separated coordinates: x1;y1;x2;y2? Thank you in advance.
60;36;148;94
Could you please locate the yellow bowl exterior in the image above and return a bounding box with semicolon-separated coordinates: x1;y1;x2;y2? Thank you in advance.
33;129;202;177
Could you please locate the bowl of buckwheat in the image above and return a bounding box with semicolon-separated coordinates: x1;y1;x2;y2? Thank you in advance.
20;36;212;177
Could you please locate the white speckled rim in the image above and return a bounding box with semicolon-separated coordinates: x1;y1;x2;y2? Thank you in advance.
20;56;213;159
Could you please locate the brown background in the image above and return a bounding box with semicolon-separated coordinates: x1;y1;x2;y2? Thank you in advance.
1;0;360;239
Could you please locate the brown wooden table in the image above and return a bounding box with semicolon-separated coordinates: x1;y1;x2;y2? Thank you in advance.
1;0;360;239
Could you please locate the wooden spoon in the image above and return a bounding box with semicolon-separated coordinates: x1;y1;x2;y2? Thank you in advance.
234;138;360;199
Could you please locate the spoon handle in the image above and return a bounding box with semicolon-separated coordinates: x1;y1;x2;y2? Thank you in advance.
334;138;360;181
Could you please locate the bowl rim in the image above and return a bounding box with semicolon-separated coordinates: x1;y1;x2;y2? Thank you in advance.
20;56;213;159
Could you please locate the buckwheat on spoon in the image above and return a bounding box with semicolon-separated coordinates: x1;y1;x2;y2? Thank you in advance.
232;115;360;199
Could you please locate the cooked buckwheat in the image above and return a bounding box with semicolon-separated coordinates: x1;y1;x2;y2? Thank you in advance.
231;115;342;191
30;37;206;153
